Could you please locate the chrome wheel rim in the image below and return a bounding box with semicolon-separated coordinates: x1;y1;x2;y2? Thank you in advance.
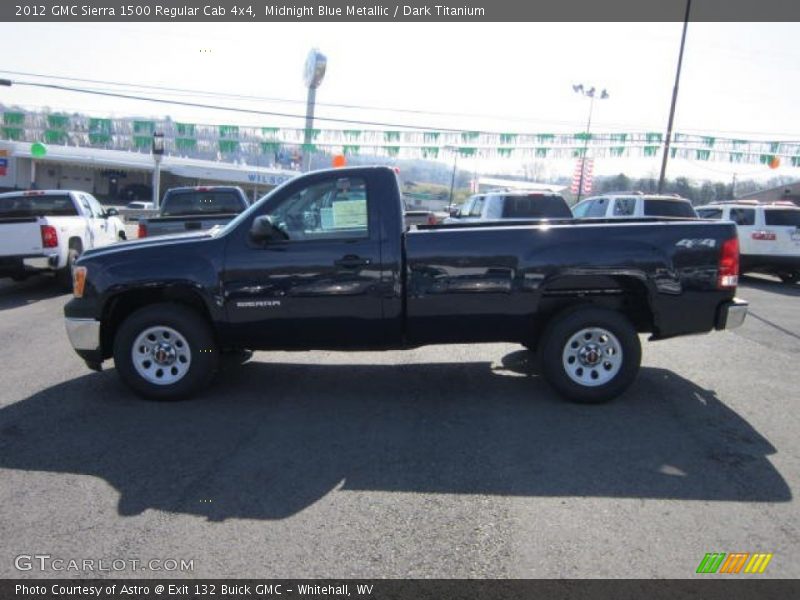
132;326;191;385
562;327;622;387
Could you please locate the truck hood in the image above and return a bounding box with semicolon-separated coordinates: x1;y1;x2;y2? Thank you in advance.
80;229;217;260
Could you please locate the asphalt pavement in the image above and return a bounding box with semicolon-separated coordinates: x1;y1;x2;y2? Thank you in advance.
0;274;797;578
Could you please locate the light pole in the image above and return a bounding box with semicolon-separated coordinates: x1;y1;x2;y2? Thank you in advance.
572;84;609;202
302;48;327;172
151;131;164;209
448;150;458;213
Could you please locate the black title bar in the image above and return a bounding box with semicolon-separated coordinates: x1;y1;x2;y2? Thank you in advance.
3;580;800;600
3;0;800;22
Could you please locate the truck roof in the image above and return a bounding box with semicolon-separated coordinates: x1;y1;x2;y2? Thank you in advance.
0;190;82;198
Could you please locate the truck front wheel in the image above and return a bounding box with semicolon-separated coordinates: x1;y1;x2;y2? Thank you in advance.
113;303;219;400
539;307;641;404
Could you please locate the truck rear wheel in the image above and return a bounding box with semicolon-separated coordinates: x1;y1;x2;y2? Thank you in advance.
539;307;641;404
56;248;79;292
113;303;219;401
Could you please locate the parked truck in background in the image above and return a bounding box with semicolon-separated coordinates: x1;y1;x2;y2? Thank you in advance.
0;190;126;289
137;185;250;238
65;166;747;404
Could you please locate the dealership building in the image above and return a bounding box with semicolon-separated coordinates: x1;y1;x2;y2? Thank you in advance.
0;108;303;203
0;140;298;203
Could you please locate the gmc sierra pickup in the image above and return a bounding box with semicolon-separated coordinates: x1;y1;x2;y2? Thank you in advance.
64;166;748;403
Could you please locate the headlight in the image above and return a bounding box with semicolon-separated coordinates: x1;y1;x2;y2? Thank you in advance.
73;266;87;298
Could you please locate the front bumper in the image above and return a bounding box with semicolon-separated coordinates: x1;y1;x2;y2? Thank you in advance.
715;297;748;330
65;318;103;370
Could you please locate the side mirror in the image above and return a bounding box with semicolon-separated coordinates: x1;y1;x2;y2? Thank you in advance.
105;208;119;217
249;215;287;243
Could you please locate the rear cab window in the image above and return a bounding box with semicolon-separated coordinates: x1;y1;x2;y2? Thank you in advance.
162;190;246;216
0;194;79;217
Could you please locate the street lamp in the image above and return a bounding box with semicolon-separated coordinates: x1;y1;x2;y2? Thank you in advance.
302;48;327;172
572;84;609;202
151;131;164;209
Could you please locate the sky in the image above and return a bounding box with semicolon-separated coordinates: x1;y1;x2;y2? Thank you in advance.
0;21;798;183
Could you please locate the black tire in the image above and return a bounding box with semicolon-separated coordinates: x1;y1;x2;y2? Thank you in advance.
539;306;641;404
118;231;127;241
56;248;79;292
113;303;219;401
778;272;798;284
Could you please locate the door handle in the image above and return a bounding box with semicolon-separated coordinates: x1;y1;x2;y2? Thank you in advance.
335;255;371;269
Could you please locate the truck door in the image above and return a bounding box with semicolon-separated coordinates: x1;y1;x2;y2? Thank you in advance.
221;172;387;348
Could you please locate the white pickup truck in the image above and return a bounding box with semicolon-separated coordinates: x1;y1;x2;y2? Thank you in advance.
0;190;126;289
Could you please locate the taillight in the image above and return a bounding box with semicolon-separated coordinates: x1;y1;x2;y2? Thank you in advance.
137;223;147;238
751;231;777;241
427;213;437;225
718;237;739;289
41;225;58;248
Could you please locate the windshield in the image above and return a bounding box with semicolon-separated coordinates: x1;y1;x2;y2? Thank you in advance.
161;190;246;217
0;194;78;217
644;199;697;218
764;209;800;226
696;208;723;219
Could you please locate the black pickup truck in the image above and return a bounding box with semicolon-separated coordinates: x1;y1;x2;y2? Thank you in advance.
64;166;747;403
137;185;250;238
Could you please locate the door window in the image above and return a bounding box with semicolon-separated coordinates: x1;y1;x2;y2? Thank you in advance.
267;177;369;241
613;198;636;216
730;208;755;226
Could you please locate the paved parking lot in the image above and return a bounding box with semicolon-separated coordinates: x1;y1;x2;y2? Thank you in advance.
0;274;797;578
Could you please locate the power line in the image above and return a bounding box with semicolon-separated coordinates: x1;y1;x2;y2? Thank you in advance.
8;79;476;132
7;68;800;138
0;68;590;127
5;75;800;142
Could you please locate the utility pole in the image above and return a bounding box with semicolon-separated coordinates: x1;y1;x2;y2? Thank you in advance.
658;0;692;193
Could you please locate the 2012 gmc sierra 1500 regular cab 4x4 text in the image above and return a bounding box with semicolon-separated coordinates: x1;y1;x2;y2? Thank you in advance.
64;166;748;403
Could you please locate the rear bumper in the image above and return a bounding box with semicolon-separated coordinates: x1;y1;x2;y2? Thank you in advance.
0;254;59;276
715;298;748;330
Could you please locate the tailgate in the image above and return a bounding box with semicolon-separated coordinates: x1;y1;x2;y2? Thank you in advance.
144;215;234;236
0;218;43;256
